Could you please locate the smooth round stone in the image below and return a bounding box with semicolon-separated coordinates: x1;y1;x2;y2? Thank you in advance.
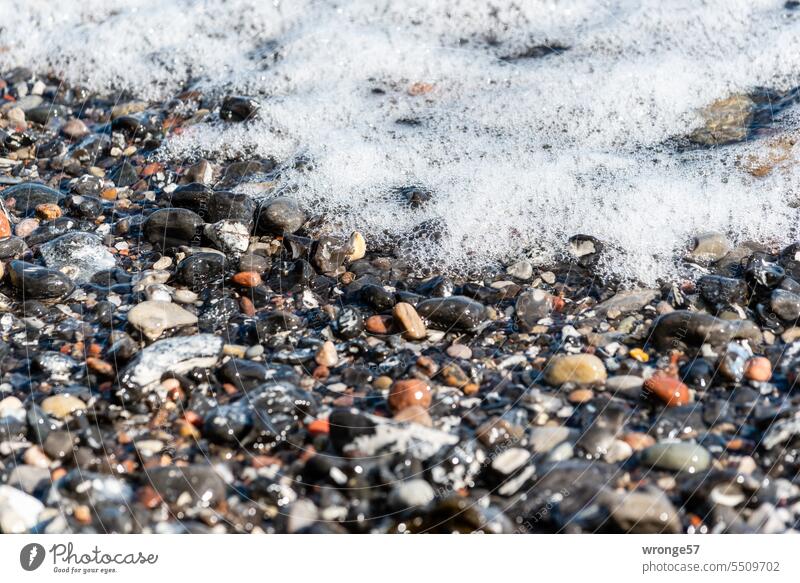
606;374;644;398
7;260;75;299
238;253;269;273
529;426;575;454
40;394;87;419
446;344;472;359
744;356;772;382
245;344;265;359
0;182;63;216
143;208;204;247
256;197;306;234
388;379;432;412
609;491;681;534
175;252;226;290
643;373;690;407
127;300;198;340
208;190;256;224
40;231;116;284
146;465;226;509
315;341;338;367
544;353;607;386
415;295;487;330
506;260;533;280
389;479;435;509
0;485;44;533
220;95;260;122
686;231;732;263
516;290;555;330
771;288;800;321
392;302;426;340
393;405;432;427
640;442;711;473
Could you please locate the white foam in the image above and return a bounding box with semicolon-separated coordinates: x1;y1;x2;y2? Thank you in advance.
3;0;800;283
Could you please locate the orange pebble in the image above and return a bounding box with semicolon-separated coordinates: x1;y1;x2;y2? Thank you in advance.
643;372;690;407
232;271;262;287
365;314;393;334
307;418;330;435
35;203;62;220
744;356;771;382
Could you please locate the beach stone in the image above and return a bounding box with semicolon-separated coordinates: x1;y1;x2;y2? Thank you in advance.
649;310;760;350
335;306;363;339
687;231;732;263
220;95;260;122
544;354;607;386
7;260;75;299
232;271;261;287
744;356;771;382
40;394;86;419
40;231;116;284
506;260;533;280
116;334;224;401
0;485;44;533
143;208;204;248
127;300;198;340
608;490;681;533
594;289;659;315
147;465;226;509
771;289;800;321
365;315;393;334
1;182;63;216
346;231;366;261
393;302;426;340
256;197;306;234
529;427;576;454
315;341;338;367
446;344;472;359
204;220;250;254
393;405;432;427
643;373;690;407
640;442;711;472
388;379;432;412
61;118;89;139
175;252;226;290
516;290;554;330
689;94;754;145
698;275;747;307
416;296;487;330
208;190;256;224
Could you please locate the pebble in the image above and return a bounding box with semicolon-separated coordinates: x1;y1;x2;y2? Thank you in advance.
388;379;432;412
205;220;250;254
0;485;44;533
392;302;427;340
771;288;800;321
40;394;87;419
643;372;690;407
1;182;63;216
393;405;433;427
256;197;306;234
232;271;262;287
649;310;760;350
365;315;393;334
389;479;435;509
689;94;753;145
315;341;338;367
687;231;732;263
415;296;487;330
516;290;554;330
446;344;472;359
594;289;659;315
744;356;772;382
544;353;607;386
609;490;681;533
127;300;198;340
40;232;116;284
347;231;366;261
143;208;204;247
506;260;533;280
7;260;75;299
640;442;711;473
220;95;260;122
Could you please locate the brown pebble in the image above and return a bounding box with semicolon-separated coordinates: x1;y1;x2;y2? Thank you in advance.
388;379;432;412
441;363;468;388
73;505;92;524
744;356;771;382
393;405;432;427
86;356;114;376
568;388;594;404
643;372;690;407
365;314;393;334
416;355;438;377
239;296;256;317
0;205;11;238
392;302;427;340
232;271;261;287
312;365;330;380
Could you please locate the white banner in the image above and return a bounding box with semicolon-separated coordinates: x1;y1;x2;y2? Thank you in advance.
0;534;797;582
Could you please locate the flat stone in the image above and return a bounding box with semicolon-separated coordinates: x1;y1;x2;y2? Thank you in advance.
40;394;87;419
594;289;659;316
127;300;198;340
393;302;426;340
686;231;732;263
544;354;607;386
649;310;761;350
640;441;711;473
416;296;487;330
608;490;681;533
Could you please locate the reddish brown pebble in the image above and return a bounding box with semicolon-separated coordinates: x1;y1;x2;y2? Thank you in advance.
73;505;92;524
86;356;114;376
232;271;261;287
312;365;329;379
35;202;62;220
388;379;432;412
365;314;393;334
643;372;690;407
744;356;771;382
393;405;433;427
239;296;256;316
0;206;12;238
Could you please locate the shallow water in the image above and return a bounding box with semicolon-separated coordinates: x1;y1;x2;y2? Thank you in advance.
3;0;800;283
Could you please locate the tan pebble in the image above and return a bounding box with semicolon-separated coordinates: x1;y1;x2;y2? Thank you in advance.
23;446;50;468
388;379;432;412
622;432;655;451
223;344;247;358
393;405;432;427
392;302;426;340
462;382;479;396
315;340;338;367
446;344;472;359
41;394;87;419
73;505;92;524
441;363;468;388
346;231;366;261
373;376;393;391
544;354;607;386
61;118;90;139
153;256;172;270
568;388;594;404
15;217;39;238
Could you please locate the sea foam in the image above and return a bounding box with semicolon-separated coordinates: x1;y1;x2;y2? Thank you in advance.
2;0;800;283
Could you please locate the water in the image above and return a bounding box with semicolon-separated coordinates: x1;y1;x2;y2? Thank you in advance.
3;0;800;283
